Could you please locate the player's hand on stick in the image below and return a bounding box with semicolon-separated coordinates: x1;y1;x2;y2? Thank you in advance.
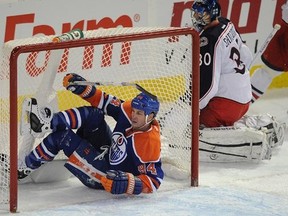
101;170;143;195
63;73;95;98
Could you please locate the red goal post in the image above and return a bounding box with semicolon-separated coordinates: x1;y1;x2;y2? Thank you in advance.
1;27;199;212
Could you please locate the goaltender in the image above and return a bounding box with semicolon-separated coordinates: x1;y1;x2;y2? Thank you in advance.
190;0;286;162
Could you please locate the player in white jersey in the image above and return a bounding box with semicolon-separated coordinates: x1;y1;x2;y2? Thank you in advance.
191;0;253;127
190;0;286;162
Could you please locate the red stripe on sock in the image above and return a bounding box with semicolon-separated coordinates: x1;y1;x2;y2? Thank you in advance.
66;109;77;128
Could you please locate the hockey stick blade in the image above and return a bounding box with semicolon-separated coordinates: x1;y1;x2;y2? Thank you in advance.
127;83;158;101
72;81;158;101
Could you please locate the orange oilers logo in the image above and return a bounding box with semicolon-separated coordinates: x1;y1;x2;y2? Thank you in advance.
109;132;127;165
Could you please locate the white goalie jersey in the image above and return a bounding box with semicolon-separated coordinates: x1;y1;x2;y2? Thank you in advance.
199;17;253;110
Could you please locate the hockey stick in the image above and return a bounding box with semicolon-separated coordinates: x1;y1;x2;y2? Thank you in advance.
249;24;281;67
72;80;158;101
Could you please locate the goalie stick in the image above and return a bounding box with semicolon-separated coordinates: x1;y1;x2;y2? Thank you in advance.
250;24;281;67
72;80;158;101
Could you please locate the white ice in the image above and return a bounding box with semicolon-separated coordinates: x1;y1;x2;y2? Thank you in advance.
1;89;288;216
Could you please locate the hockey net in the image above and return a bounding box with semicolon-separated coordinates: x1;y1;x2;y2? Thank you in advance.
0;27;199;212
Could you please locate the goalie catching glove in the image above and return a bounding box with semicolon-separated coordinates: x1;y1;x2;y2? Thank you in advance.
63;73;96;98
101;170;143;195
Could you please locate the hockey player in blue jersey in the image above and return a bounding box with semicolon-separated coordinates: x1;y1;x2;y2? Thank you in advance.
18;73;163;195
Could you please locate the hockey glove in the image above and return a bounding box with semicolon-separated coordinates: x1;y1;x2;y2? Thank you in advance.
101;170;143;195
63;73;95;98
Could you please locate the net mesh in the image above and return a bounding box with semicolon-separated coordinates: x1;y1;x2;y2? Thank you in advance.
0;27;197;207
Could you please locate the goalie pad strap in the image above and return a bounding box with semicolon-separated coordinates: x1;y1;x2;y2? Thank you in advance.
200;140;263;160
199;126;271;162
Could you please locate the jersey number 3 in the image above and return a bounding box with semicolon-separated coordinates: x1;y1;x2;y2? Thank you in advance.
230;47;246;74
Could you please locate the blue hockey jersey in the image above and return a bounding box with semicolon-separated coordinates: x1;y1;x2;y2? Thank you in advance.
84;88;164;193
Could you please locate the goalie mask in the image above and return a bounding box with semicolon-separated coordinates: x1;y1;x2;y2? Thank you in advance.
191;0;221;32
131;92;160;117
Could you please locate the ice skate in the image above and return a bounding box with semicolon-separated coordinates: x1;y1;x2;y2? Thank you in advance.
18;167;33;180
17;156;35;183
21;98;53;138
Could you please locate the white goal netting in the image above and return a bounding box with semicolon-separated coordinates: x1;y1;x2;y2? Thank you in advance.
0;27;199;212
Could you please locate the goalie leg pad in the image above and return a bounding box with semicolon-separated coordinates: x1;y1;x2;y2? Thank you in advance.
199;126;271;162
234;114;286;149
64;141;109;189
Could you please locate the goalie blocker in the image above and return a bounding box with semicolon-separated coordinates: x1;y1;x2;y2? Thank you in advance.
199;114;286;162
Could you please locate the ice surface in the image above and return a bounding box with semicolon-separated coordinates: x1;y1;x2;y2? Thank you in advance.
1;89;288;216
